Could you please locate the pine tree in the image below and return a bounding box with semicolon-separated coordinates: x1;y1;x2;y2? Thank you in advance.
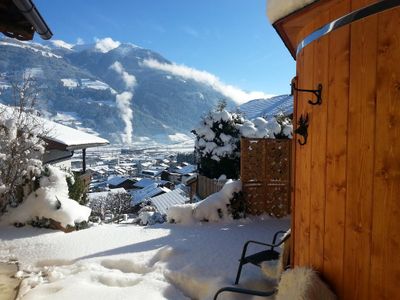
192;101;243;179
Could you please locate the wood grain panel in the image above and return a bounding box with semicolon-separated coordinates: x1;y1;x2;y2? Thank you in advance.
293;31;314;266
342;1;378;298
308;9;330;273
370;8;400;299
323;2;351;298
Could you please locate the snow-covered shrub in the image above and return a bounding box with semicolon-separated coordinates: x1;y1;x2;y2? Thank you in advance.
133;203;165;226
0;165;91;228
167;179;242;224
136;211;165;226
192;102;243;179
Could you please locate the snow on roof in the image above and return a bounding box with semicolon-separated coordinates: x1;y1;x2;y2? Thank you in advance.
130;184;170;206
107;176;131;186
175;164;197;175
238;95;293;119
0;104;109;150
133;178;169;189
151;188;189;215
41;118;109;150
267;0;319;24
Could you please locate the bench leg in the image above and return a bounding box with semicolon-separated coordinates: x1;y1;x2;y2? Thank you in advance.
234;260;244;285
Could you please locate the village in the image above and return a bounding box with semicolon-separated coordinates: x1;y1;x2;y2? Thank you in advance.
1;0;400;300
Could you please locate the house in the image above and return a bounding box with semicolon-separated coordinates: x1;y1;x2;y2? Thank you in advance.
0;0;52;41
0;103;109;171
140;169;162;178
39;117;109;171
269;0;400;298
133;178;171;190
174;164;197;175
160;170;182;184
107;176;137;190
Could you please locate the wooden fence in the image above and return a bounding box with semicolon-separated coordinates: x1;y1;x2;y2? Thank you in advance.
197;175;227;199
241;138;291;218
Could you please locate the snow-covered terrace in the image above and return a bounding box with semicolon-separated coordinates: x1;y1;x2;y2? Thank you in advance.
0;217;290;299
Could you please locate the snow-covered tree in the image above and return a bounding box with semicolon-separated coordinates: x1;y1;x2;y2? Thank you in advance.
89;191;131;223
106;192;131;223
192;101;243;179
192;100;293;180
0;76;46;213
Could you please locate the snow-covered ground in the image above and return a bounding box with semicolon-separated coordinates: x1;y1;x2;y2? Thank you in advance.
0;217;289;299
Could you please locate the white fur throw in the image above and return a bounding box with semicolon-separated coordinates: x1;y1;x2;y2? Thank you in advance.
275;267;337;300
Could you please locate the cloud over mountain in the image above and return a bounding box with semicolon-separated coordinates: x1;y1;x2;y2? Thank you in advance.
141;58;274;104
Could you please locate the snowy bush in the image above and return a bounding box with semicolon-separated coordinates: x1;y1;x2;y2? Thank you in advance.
0;106;45;213
0;165;91;228
133;203;165;226
167;179;243;224
192;101;243;179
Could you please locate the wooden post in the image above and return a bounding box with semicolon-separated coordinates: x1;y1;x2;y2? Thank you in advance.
82;148;86;173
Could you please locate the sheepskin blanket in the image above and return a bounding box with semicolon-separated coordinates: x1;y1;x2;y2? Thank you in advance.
275;267;337;300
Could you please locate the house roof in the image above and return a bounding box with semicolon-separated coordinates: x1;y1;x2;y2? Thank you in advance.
107;176;133;187
133;178;169;189
41;118;109;150
130;184;170;206
0;103;109;150
0;0;52;40
175;164;197;175
238;95;293;119
151;188;189;215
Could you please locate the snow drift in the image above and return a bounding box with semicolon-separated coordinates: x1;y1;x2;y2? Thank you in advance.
167;179;242;224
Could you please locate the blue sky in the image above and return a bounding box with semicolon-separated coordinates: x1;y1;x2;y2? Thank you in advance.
35;0;295;97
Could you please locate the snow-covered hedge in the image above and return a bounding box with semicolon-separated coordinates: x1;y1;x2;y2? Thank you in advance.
0;166;91;228
166;179;243;224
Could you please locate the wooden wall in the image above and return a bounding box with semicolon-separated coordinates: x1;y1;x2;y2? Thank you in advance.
291;0;400;298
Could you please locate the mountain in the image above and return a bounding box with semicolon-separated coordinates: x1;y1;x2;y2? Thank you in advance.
238;94;293;119
0;38;238;144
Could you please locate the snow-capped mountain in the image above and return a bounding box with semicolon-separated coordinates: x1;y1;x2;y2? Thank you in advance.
238;94;293;119
0;38;238;144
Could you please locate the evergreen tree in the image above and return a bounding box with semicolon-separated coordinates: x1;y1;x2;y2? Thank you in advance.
192;101;243;179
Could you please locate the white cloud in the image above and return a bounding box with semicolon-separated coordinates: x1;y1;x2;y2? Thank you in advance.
109;61;137;90
76;37;85;45
116;92;133;144
94;37;121;53
141;59;274;104
51;40;74;50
